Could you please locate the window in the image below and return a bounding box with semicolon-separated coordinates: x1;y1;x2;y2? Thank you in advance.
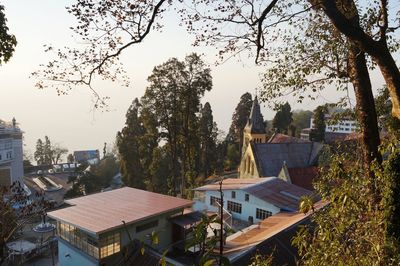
100;233;120;258
136;220;159;233
57;221;99;259
227;201;242;214
231;191;236;199
210;196;221;207
256;208;272;220
245;194;249;202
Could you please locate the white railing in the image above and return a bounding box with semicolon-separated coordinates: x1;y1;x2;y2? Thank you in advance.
214;200;233;228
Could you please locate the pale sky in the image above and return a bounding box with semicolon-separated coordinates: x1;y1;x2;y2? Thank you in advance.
0;1;387;160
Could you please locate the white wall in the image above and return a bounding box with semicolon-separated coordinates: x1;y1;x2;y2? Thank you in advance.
310;118;358;134
58;238;98;266
194;189;280;224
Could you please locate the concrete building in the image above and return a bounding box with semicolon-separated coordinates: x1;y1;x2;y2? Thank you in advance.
301;114;358;142
73;150;100;165
48;187;193;266
193;177;313;225
0;118;24;187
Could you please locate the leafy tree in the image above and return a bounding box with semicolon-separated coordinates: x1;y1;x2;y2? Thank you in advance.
91;155;119;189
43;136;52;165
228;93;253;154
147;147;170;194
51;144;68;164
293;145;400;265
309;106;326;142
34;139;44;165
0;5;16;65
116;98;145;189
224;143;240;171
375;86;400;132
272;102;293;134
67;153;74;163
199;102;218;180
292;110;313;137
141;53;212;196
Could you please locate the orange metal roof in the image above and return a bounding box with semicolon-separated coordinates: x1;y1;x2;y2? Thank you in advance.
195;178;269;191
48;187;193;234
223;200;329;255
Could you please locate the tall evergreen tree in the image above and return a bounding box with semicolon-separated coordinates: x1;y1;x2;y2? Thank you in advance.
43;136;52;165
34;139;44;165
310;106;327;142
272;102;293;134
147;146;170;194
116;98;145;189
199;102;218;180
228;93;253;154
142;53;212;196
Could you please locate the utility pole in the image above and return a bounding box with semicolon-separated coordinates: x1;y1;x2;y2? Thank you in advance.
218;178;224;266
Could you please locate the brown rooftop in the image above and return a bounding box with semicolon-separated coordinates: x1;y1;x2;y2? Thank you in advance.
288;166;319;191
48;187;193;235
243;177;313;211
224;200;328;256
195;178;268;191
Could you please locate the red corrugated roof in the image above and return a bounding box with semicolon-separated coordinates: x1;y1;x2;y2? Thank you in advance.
288;167;319;191
48;187;193;234
195;178;268;191
243;177;313;211
268;133;310;144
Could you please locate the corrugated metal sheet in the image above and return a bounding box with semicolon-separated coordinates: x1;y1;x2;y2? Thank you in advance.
253;142;322;177
243;177;313;211
48;187;193;234
195;178;269;191
268;133;311;143
288;167;319;191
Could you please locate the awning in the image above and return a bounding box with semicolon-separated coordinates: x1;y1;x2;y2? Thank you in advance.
169;211;203;227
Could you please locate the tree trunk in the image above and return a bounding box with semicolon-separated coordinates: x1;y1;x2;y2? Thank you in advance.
348;42;382;195
319;0;400;119
374;44;400;119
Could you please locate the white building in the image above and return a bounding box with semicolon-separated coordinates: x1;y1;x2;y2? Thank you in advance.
0;118;24;187
193;177;313;225
310;115;358;134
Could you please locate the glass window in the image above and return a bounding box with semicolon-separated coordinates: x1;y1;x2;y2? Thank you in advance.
227;201;242;214
56;221;100;259
210;196;221;207
245;194;249;202
256;208;272;220
231;191;236;199
99;233;120;259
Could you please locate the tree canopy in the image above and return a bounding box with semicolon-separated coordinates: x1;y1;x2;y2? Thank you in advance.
0;5;16;65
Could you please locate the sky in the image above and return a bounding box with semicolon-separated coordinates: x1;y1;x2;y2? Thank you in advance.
0;1;387;160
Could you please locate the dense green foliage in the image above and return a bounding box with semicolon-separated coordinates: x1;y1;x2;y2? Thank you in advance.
65;156;119;198
309;106;326;142
116;98;146;189
117;54;223;197
292;110;313;137
375;87;400;133
272;102;293;134
0;5;16;65
293;141;400;265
